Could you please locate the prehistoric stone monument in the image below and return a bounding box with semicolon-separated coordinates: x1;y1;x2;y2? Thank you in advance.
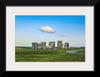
37;44;41;49
32;41;69;50
57;41;63;49
32;43;38;49
65;42;69;49
41;42;46;49
49;42;55;49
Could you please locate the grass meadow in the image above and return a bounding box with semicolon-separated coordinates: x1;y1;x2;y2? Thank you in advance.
15;47;85;62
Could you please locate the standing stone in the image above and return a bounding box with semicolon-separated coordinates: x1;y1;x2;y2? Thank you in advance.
57;41;63;49
49;42;55;49
61;43;63;49
41;42;46;49
65;42;69;49
32;43;38;49
49;42;52;49
37;44;41;49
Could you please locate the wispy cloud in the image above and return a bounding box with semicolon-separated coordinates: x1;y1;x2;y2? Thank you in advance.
40;26;55;33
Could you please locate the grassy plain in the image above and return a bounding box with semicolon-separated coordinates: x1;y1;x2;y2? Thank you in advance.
15;48;85;62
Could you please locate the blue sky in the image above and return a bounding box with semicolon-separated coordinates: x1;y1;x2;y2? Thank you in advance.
15;15;85;47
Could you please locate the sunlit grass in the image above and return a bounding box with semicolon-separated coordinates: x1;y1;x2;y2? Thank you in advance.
15;48;85;62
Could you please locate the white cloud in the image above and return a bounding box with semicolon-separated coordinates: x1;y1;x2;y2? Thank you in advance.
40;26;55;33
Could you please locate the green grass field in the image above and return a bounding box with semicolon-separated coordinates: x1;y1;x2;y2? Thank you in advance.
15;48;85;62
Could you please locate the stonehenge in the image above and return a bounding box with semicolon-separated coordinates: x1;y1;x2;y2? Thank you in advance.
41;42;46;49
32;43;38;49
49;42;55;49
57;41;63;49
37;44;41;49
32;41;69;49
65;42;69;49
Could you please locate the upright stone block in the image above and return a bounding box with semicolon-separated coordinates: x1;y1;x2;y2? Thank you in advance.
49;42;55;49
57;41;63;49
65;42;69;49
32;43;38;49
37;44;41;49
41;42;46;49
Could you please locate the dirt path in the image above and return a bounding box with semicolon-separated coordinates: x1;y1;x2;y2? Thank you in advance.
66;50;83;54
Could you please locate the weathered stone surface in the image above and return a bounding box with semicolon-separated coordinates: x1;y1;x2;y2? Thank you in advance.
65;42;69;49
49;42;55;49
57;41;63;49
32;43;38;49
32;41;70;50
41;42;46;49
37;44;41;49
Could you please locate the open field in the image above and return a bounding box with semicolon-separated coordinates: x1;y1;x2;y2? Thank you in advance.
15;48;85;62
